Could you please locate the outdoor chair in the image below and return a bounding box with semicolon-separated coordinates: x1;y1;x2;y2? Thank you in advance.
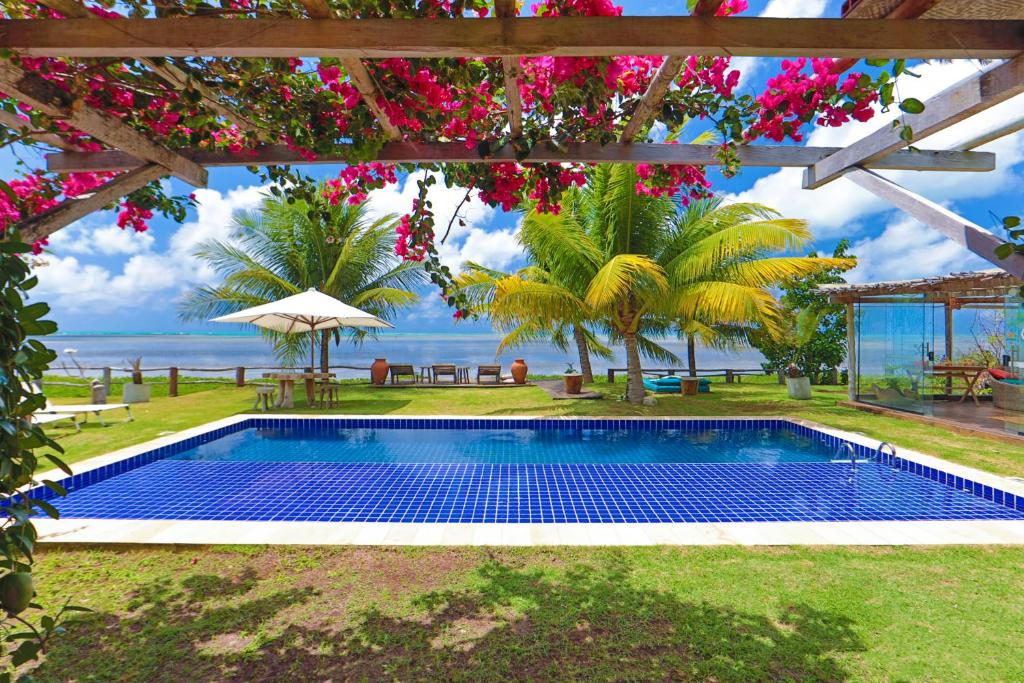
24;381;133;426
477;365;502;384
389;364;417;384
30;412;80;433
432;364;457;384
316;381;341;409
253;384;276;411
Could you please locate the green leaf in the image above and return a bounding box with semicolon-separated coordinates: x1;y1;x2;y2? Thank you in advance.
995;243;1015;259
899;126;915;143
33;498;61;520
42;480;67;497
899;98;926;115
1003;215;1021;229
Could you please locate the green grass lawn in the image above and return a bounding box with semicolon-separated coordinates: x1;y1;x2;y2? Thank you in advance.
41;374;1024;477
27;375;1024;682
28;545;1024;682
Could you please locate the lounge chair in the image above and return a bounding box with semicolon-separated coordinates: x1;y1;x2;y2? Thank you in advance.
24;381;133;426
431;364;457;384
389;364;417;384
476;365;502;384
30;412;80;433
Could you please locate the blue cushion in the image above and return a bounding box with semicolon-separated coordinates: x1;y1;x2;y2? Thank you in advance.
1004;379;1024;385
643;379;679;393
655;376;682;385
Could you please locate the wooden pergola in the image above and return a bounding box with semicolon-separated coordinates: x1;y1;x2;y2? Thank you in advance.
2;0;1024;278
821;269;1024;402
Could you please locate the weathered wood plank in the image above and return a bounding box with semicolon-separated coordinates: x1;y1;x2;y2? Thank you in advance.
844;167;1024;278
15;165;165;243
618;56;683;143
45;141;996;173
0;62;207;187
35;0;262;135
805;54;1024;189
691;0;726;14
2;17;1022;59
495;0;523;139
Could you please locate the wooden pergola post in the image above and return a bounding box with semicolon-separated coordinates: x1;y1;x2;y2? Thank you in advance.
944;300;955;397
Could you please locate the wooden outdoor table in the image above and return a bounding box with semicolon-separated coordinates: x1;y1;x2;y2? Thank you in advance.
262;372;335;408
926;364;987;405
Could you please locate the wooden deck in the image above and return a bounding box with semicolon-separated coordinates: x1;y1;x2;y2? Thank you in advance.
841;399;1024;444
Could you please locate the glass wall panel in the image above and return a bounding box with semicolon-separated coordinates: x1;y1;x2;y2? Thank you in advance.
997;291;1024;415
855;296;938;415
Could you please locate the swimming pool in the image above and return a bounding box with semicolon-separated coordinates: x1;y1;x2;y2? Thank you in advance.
33;417;1024;526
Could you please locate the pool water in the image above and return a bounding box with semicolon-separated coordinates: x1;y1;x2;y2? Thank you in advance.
172;426;836;465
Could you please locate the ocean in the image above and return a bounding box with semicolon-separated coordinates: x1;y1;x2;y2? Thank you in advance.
43;333;767;379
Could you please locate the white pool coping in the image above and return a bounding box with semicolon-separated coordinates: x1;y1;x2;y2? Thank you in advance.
32;414;1024;546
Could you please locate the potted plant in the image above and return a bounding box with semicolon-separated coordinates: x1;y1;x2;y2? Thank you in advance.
563;363;583;395
122;356;151;404
784;363;812;400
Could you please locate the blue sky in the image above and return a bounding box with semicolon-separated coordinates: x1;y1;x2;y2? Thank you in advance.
14;0;1024;334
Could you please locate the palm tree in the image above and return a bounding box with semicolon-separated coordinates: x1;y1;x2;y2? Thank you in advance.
453;190;611;383
481;165;853;403
179;186;425;371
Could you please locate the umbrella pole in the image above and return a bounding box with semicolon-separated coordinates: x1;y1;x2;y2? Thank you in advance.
310;323;316;372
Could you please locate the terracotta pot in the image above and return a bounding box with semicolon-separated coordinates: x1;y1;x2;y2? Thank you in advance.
564;373;583;395
371;358;389;385
511;358;528;384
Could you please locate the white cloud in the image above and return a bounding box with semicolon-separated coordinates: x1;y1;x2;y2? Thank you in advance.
759;0;828;18
33;184;268;310
846;215;990;284
47;221;155;255
436;226;523;273
365;170;495;229
365;169;517;273
726;59;1024;239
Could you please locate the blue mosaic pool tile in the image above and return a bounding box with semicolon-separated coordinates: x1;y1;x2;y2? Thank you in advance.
44;461;1024;524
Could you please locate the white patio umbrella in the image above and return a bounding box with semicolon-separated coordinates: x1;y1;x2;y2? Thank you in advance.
211;288;393;370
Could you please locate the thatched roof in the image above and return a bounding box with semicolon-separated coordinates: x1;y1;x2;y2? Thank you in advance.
843;0;1024;20
819;270;1023;302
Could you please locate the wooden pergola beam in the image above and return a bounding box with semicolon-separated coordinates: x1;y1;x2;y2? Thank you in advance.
495;0;523;139
15;165;165;243
44;141;995;173
0;62;207;187
295;0;402;140
35;0;262;136
805;54;1024;189
844;168;1024;279
3;17;1022;59
619;55;682;143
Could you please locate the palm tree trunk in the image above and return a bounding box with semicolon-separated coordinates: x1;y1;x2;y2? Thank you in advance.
573;325;594;384
624;331;645;404
687;334;697;377
320;329;330;374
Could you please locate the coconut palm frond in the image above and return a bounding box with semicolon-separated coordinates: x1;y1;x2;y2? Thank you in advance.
585;254;667;310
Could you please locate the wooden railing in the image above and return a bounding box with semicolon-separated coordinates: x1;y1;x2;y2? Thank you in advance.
45;364;371;396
